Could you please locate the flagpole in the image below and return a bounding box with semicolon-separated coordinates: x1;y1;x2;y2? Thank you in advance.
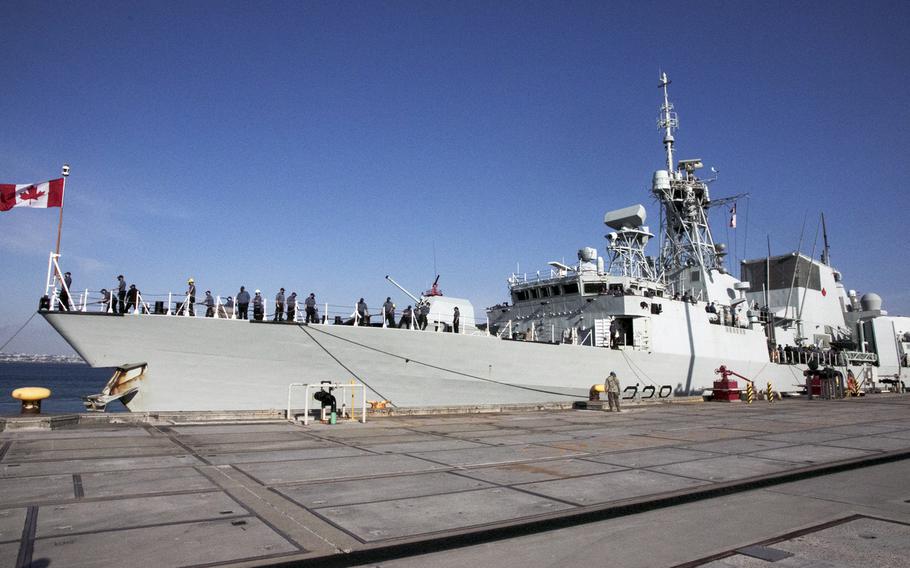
55;164;70;255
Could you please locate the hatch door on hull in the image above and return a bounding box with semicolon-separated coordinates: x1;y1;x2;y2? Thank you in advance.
633;317;651;352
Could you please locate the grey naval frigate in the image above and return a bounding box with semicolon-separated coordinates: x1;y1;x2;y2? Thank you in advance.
41;73;910;413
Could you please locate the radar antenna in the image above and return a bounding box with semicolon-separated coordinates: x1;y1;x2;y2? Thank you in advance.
604;204;656;280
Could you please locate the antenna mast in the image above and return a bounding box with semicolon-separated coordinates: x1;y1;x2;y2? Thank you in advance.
658;72;677;173
651;72;723;282
821;212;831;266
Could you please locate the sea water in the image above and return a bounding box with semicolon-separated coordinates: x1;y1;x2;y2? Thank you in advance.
0;362;125;415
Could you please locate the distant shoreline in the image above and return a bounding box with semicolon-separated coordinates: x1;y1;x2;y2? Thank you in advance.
0;354;85;364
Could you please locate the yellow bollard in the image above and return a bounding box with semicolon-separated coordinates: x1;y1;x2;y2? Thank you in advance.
12;387;52;415
766;381;775;403
745;382;754;404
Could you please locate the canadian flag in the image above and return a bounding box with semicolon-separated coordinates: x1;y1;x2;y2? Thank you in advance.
729;203;737;229
0;179;65;212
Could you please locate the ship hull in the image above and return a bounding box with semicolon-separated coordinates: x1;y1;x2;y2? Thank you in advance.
43;312;821;412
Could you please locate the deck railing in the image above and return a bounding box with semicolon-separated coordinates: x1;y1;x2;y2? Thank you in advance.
43;286;489;333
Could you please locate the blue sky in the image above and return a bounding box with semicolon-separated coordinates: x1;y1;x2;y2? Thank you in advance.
2;0;908;354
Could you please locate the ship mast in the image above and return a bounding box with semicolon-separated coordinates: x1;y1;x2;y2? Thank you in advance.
658;72;676;173
651;72;723;286
821;212;831;266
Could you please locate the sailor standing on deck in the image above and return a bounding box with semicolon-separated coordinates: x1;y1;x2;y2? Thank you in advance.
399;305;413;328
357;298;369;326
417;303;429;330
287;292;297;321
58;271;72;311
304;293;317;323
274;288;285;321
125;284;139;314
222;296;234;319
203;291;215;317
609;318;620;349
186;278;196;316
453;306;460;334
100;289;111;312
117;275;127;314
236;286;250;320
606;371;621;412
252;290;263;321
383;297;395;327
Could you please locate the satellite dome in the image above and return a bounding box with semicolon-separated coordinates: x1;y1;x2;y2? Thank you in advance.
860;293;882;312
578;247;597;262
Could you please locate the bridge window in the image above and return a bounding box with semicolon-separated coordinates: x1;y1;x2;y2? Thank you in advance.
583;283;605;295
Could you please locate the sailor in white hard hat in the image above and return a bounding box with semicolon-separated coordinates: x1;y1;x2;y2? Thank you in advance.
186;277;197;316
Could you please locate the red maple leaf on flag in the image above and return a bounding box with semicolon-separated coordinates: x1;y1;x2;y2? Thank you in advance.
18;185;45;201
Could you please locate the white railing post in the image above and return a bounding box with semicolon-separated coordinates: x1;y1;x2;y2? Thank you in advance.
82;289;89;312
56;258;71;311
44;252;55;302
215;295;222;319
288;382;303;421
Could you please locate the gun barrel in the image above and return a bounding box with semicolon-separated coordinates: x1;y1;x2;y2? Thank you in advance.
385;275;421;304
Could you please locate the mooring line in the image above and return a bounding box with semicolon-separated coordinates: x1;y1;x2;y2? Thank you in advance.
296;324;396;405
303;324;585;399
0;312;37;353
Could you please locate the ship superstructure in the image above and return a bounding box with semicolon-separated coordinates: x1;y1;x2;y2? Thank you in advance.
39;74;908;413
489;73;754;350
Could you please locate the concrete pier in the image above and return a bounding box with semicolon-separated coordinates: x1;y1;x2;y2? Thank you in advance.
1;395;909;567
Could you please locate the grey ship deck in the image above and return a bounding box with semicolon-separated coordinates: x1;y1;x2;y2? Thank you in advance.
2;396;909;567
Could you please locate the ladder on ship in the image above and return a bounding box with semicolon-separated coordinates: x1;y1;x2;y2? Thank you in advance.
594;319;610;347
